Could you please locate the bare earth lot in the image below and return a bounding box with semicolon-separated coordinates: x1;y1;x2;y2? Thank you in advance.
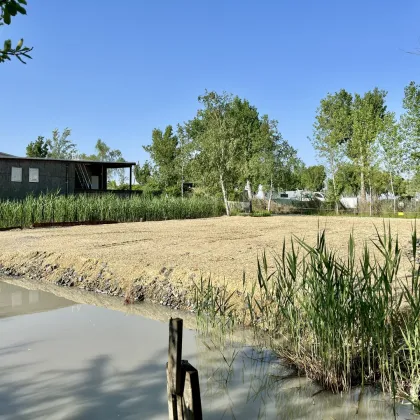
0;215;416;303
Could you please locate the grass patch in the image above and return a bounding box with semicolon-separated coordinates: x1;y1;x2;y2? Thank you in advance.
250;210;272;217
0;193;225;229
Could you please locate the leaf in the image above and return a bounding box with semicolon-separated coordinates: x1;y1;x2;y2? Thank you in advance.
5;2;18;17
3;40;12;51
18;0;28;4
15;4;27;15
3;9;11;24
16;39;23;51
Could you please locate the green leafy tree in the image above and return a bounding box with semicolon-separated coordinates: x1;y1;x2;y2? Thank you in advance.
378;113;406;212
301;165;326;192
335;163;360;197
224;99;277;202
46;128;77;159
348;88;388;202
311;89;353;213
78;139;126;184
26;136;49;157
176;124;194;198
186;91;244;215
272;140;304;192
369;167;389;197
143;125;179;194
133;161;152;185
401;81;420;174
0;0;32;64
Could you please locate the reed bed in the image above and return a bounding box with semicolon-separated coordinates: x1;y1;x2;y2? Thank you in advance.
194;225;420;408
0;194;224;228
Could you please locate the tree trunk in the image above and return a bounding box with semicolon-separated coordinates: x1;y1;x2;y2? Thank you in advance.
181;164;184;199
369;181;372;216
246;179;253;213
267;177;273;212
389;173;396;214
331;171;339;215
220;174;230;216
360;170;366;202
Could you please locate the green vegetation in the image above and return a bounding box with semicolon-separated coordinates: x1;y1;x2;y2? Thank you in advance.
0;0;32;64
0;194;224;229
20;84;420;216
140;91;304;214
194;226;420;408
249;210;272;217
311;84;420;213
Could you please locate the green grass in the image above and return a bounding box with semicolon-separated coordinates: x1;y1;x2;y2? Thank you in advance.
250;210;272;217
0;193;225;229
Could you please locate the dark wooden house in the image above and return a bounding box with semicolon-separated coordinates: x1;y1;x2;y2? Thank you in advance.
0;152;135;200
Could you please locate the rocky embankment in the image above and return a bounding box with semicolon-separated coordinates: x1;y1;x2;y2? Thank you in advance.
0;251;194;311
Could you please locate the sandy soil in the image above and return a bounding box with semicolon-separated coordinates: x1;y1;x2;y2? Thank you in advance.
0;215;415;294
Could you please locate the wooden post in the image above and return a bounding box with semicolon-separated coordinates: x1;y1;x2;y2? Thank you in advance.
168;318;183;394
181;361;202;420
167;318;202;420
167;363;178;420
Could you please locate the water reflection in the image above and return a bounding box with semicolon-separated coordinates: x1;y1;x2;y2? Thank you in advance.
195;330;418;419
0;279;418;419
0;281;74;318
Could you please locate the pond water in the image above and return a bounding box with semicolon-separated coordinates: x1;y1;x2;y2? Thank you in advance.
0;279;417;420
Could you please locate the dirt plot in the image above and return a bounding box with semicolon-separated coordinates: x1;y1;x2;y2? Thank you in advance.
0;215;415;293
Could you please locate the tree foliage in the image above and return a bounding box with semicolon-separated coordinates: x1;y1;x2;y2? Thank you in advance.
0;0;32;64
26;136;49;158
301;165;326;192
401;81;420;170
143;125;179;194
46;128;77;159
312;89;352;212
133;161;152;185
348;88;388;199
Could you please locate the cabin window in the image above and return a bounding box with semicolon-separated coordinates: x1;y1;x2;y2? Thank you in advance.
11;167;22;182
280;193;288;198
29;168;39;183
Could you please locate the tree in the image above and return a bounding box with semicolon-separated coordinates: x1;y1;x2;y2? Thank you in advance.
377;112;406;212
46;128;77;159
301;165;326;192
143;125;179;194
272;139;304;192
176;124;193;198
78;139;126;183
348;88;388;202
225;98;277;203
133;161;152;185
1;0;32;64
186;91;244;215
335;163;360;197
26;136;49;157
312;89;353;213
401;81;420;174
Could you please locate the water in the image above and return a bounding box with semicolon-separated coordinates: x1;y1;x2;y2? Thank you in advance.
0;279;417;420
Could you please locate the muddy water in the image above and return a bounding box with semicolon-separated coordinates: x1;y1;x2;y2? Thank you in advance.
0;279;417;420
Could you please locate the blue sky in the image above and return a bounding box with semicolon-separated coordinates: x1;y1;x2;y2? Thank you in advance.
1;0;419;165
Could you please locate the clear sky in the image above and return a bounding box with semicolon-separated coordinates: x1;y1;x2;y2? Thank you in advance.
1;0;419;165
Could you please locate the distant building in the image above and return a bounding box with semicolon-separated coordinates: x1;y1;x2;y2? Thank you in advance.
0;153;135;200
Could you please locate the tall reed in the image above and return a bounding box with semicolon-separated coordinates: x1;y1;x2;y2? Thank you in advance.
0;193;225;228
244;224;420;406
